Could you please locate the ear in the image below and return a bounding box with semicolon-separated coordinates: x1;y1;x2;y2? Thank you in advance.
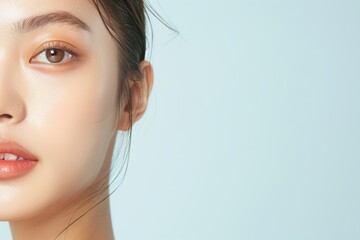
117;61;154;131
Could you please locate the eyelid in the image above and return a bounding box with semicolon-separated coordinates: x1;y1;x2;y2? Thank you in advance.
30;40;79;64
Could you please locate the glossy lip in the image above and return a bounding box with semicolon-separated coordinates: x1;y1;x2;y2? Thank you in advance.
0;140;37;160
0;140;38;180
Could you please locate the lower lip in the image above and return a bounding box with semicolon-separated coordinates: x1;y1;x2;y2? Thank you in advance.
0;160;38;180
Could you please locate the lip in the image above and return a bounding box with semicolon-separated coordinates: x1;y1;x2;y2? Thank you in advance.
0;140;38;180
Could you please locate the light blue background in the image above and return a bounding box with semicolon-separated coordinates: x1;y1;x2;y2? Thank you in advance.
1;0;359;239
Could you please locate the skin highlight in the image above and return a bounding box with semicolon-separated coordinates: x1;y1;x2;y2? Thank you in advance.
0;0;153;239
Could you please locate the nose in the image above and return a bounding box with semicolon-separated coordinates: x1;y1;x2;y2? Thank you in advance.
0;66;26;125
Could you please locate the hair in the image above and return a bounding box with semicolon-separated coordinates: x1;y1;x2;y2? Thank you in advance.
54;0;176;239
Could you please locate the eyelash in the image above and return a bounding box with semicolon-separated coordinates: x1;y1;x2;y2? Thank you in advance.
31;41;79;65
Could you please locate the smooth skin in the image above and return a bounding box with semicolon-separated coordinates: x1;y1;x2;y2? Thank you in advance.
0;0;153;239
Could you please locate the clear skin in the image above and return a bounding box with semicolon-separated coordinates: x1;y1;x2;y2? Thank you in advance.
0;0;154;239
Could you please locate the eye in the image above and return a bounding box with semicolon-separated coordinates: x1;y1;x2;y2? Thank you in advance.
30;41;78;65
42;48;72;63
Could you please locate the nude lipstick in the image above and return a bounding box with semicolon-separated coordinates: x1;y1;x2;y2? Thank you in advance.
0;141;38;180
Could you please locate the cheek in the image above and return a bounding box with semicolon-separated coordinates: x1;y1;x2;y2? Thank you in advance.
35;63;118;188
37;79;115;191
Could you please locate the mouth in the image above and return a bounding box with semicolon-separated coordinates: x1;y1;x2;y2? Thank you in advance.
0;140;38;180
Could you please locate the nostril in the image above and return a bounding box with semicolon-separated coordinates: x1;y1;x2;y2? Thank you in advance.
0;114;12;119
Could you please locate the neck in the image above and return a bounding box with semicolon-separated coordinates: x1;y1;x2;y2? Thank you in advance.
9;188;114;240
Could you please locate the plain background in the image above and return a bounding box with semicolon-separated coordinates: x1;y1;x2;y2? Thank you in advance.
1;0;360;239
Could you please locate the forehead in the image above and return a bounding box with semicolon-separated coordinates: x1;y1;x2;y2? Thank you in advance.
0;0;98;31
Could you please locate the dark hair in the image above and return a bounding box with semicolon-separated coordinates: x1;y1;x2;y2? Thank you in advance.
54;0;175;239
92;0;176;121
92;0;146;132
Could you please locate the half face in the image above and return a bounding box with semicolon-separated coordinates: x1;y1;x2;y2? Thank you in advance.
0;0;121;220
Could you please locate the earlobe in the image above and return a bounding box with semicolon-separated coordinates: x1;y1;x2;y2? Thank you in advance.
117;61;154;131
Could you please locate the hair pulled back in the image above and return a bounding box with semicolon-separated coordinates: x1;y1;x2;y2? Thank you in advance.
91;0;147;127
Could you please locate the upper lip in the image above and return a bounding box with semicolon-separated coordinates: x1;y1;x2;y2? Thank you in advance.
0;140;37;160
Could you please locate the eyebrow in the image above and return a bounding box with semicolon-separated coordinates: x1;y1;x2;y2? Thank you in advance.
13;11;91;33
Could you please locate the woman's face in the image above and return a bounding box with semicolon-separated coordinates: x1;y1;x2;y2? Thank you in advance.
0;0;120;220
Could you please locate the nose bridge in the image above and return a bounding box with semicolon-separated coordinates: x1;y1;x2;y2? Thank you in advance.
0;45;26;125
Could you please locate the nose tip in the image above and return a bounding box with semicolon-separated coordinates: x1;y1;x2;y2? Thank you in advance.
0;96;26;125
0;56;27;125
0;107;26;124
